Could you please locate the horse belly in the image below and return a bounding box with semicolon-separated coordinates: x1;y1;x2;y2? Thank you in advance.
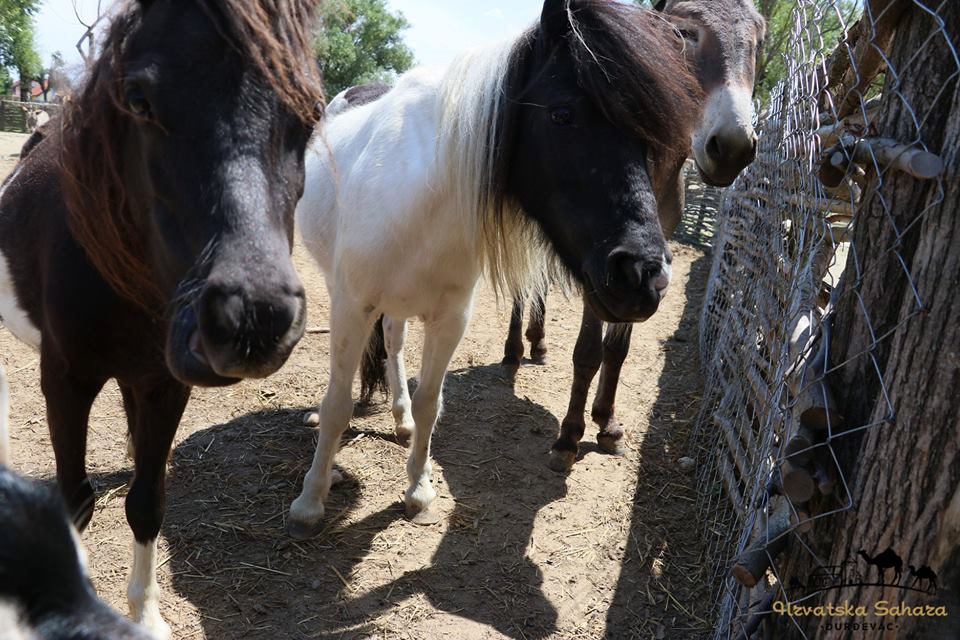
0;250;40;350
345;230;480;320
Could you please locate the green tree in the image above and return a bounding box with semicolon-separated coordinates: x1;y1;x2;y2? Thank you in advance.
753;0;861;109
0;0;41;100
315;0;415;96
46;50;72;101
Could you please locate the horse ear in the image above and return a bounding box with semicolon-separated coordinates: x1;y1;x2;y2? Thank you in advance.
653;0;668;11
541;0;571;40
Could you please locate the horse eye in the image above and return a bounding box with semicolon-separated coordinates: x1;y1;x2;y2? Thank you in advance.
679;28;700;43
125;86;151;117
550;107;573;126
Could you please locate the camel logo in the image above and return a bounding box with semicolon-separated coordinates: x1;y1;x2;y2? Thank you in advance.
791;546;940;597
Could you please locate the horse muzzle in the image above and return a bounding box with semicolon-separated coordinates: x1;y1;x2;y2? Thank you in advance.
165;280;306;387
693;85;758;187
583;247;671;323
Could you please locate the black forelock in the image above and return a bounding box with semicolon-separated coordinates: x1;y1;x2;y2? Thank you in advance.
488;1;701;216
563;0;701;155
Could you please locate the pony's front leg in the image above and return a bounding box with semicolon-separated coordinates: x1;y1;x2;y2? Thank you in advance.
288;303;374;539
591;323;632;455
404;303;472;517
383;315;414;442
550;302;603;472
41;350;107;531
122;377;191;640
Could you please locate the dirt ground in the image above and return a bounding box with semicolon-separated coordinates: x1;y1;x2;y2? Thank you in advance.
0;130;713;639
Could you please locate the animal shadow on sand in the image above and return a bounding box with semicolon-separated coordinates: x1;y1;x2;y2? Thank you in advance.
603;252;714;639
164;363;566;639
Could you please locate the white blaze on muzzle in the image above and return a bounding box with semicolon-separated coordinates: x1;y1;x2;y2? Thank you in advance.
652;252;672;294
694;83;756;164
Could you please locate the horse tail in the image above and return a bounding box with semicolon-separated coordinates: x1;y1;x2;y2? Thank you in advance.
0;362;10;467
359;315;388;405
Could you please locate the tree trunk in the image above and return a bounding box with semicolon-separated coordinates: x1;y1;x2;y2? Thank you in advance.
776;4;960;639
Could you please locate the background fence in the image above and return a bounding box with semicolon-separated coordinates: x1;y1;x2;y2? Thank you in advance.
692;1;958;638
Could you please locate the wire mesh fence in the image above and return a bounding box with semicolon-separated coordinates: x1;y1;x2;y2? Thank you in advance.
675;160;724;250
692;1;957;637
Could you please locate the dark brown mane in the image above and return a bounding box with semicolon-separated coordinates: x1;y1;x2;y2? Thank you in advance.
488;1;701;240
60;0;324;311
564;0;701;155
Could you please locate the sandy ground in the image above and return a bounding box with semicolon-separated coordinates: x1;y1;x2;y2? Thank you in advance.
0;130;712;639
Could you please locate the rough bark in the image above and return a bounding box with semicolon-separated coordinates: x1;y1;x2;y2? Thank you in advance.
774;4;960;638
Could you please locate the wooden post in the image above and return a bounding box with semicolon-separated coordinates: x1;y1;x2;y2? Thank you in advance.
736;586;779;639
731;495;795;588
794;362;843;431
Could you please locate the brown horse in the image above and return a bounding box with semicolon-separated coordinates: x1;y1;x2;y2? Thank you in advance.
0;0;323;635
502;0;767;470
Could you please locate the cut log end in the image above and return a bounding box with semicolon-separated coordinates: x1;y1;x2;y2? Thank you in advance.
909;151;944;180
799;405;843;431
780;460;816;504
732;564;761;589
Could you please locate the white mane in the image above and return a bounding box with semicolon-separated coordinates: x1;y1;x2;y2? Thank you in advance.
437;36;554;302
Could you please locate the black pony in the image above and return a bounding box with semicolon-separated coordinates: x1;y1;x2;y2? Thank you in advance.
0;0;324;635
502;0;766;471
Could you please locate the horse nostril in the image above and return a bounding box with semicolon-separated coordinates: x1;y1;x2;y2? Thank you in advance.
706;134;723;161
199;287;246;347
251;297;299;345
607;251;643;289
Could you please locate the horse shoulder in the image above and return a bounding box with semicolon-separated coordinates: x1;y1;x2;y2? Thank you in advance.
307;73;444;231
0;140;123;355
0;150;63;350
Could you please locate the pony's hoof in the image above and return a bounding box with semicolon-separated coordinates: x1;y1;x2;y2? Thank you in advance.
548;449;576;473
330;468;344;486
131;604;171;640
404;483;437;519
285;517;323;540
287;496;325;539
597;433;626;456
303;411;320;427
529;344;547;365
500;358;520;381
395;422;414;445
409;507;442;526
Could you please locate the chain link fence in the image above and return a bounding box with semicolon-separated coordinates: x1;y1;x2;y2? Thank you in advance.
692;1;957;637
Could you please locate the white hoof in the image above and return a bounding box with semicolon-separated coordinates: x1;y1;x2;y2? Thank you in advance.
330;468;344;486
404;481;437;517
303;411;320;427
395;420;414;443
130;601;171;640
287;495;325;540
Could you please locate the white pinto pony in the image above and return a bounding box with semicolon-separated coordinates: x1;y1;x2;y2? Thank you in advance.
287;0;700;537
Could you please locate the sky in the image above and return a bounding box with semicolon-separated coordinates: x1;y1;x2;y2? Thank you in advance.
34;0;547;70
